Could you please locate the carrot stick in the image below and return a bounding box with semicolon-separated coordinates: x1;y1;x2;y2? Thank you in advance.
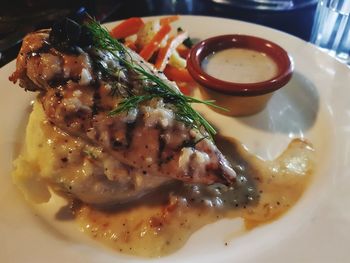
124;40;137;51
164;65;194;83
176;82;192;95
177;44;190;58
155;31;188;71
110;17;144;39
160;15;179;25
139;24;171;61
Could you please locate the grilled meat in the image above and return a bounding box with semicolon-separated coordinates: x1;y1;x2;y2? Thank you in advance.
10;18;236;204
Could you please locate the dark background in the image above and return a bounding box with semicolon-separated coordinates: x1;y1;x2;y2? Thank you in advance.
0;0;317;67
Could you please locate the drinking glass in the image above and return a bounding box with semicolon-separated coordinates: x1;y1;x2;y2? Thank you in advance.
211;0;317;10
310;0;350;64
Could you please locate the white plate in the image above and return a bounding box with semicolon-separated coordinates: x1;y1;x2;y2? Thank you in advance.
1;15;350;263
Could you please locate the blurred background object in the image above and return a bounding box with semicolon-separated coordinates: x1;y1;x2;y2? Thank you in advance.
0;0;317;67
310;0;350;65
211;0;317;10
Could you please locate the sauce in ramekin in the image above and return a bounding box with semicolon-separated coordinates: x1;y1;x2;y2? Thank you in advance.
187;35;293;116
202;48;278;83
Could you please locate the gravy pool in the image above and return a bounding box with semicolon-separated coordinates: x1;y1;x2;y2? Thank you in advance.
74;136;314;257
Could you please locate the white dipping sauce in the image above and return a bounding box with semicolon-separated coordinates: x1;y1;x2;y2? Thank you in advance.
202;48;278;83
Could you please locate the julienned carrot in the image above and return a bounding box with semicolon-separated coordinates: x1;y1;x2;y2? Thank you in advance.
155;31;188;70
177;44;190;58
164;65;194;83
124;40;137;51
110;17;144;39
155;37;173;70
139;24;171;61
176;82;192;95
160;15;179;25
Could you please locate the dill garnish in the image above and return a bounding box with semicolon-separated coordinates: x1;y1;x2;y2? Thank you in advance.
85;19;226;138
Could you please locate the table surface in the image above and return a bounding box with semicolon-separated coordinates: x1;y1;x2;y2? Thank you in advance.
0;0;317;67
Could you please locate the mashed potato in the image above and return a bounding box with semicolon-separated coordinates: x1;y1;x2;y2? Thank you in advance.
12;100;170;205
12;100;55;203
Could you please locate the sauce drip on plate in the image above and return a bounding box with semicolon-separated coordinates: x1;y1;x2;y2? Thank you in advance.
74;135;314;257
202;48;278;83
13;102;314;257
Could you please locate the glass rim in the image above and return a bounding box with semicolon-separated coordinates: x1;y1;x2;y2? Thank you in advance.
211;0;318;11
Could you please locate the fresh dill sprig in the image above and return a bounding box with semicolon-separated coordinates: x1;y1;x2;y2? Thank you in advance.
85;19;226;138
85;19;127;57
108;94;157;115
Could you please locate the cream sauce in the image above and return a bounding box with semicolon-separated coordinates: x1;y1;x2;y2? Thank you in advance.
14;104;315;258
75;136;315;257
202;48;278;83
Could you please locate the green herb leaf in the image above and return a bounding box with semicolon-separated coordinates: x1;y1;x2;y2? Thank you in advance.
85;18;225;138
